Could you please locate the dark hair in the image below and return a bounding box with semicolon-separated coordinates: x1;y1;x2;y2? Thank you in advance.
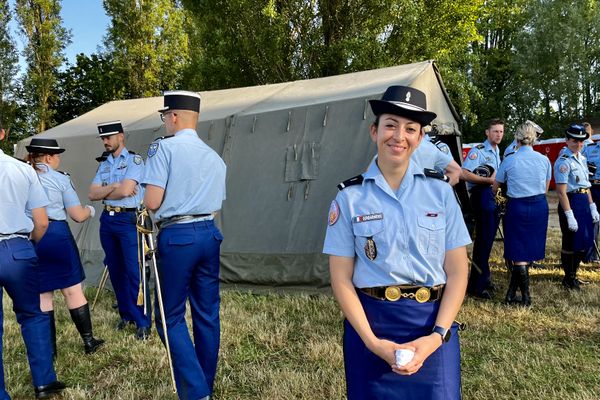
487;118;504;129
27;152;48;172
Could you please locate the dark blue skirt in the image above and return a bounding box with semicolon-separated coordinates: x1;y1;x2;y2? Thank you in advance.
344;290;461;400
558;192;594;252
504;194;548;261
35;220;85;292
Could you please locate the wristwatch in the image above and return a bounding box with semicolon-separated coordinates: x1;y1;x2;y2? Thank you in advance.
432;325;451;343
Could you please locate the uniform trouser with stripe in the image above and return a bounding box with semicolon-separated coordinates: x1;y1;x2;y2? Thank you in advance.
0;238;57;399
99;211;151;328
155;220;223;400
468;186;500;293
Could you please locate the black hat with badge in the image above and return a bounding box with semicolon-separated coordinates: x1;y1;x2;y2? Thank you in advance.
565;123;589;140
97;120;124;137
159;90;201;113
26;138;65;154
369;86;437;126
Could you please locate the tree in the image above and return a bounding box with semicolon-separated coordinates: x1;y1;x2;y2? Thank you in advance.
103;0;189;98
53;53;127;125
0;0;24;153
15;0;71;133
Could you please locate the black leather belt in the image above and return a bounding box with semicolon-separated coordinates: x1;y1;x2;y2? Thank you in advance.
569;188;590;194
591;180;600;186
360;284;445;303
156;214;212;229
104;205;137;212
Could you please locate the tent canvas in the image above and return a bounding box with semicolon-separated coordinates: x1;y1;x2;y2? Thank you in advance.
16;60;461;288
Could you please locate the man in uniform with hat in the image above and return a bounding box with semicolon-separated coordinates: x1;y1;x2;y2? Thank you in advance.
0;123;66;399
461;118;504;299
88;121;151;339
142;91;226;400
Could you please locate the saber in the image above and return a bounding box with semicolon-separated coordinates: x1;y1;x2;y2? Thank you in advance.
91;265;109;311
137;209;177;393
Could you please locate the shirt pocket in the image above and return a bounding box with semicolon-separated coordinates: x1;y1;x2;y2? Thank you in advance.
417;215;445;256
100;172;110;186
352;219;384;258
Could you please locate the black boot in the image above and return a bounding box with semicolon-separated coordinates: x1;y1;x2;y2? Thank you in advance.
69;304;105;354
571;252;583;290
44;310;57;360
517;264;531;306
561;252;577;290
504;262;520;304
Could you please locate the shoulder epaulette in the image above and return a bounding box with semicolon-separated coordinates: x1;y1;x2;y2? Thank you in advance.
13;156;30;164
476;144;485;149
560;154;569;159
424;168;449;183
57;170;70;176
587;142;597;147
504;151;515;158
128;150;137;155
337;174;364;191
153;135;174;142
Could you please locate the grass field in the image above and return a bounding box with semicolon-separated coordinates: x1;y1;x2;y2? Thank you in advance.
3;228;600;399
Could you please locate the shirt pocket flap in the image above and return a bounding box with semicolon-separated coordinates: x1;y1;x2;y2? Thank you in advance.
168;235;194;246
12;247;37;260
352;219;384;237
417;215;444;231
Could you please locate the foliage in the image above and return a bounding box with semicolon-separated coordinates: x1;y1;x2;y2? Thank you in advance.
53;53;126;126
102;0;190;98
15;0;71;133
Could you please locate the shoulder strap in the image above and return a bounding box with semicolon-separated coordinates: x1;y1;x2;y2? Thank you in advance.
423;168;449;183
337;174;364;191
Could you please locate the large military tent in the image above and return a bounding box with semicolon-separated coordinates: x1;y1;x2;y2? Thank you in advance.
16;60;462;288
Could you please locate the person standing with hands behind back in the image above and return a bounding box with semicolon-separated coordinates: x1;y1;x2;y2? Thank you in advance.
143;91;226;400
323;86;470;400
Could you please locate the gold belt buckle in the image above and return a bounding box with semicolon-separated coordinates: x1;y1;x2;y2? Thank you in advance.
415;287;431;303
115;207;122;212
384;286;401;301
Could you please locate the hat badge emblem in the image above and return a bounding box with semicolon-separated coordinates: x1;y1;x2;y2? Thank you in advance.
405;91;411;102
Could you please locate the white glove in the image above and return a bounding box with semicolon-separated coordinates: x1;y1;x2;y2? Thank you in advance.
86;205;96;218
565;210;578;232
590;203;600;223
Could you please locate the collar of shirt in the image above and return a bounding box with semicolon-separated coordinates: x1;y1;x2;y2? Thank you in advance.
364;157;423;200
35;162;50;173
174;128;198;138
0;149;4;155
107;147;129;164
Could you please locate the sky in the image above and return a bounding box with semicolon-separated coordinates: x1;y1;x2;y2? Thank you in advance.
9;0;110;69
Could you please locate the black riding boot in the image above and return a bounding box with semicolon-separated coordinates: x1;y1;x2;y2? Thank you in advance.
571;252;584;290
504;262;520;304
517;264;531;306
45;310;57;360
69;303;105;354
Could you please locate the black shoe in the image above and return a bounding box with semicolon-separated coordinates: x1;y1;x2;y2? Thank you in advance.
112;302;118;309
116;319;132;330
34;380;66;399
136;326;151;340
469;290;493;300
517;264;531;307
69;304;105;354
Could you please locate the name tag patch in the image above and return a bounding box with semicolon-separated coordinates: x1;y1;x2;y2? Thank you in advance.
353;213;383;223
426;212;438;217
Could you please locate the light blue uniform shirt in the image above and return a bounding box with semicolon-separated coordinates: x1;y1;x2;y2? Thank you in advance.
91;147;144;208
554;148;591;192
141;129;227;222
582;143;600;181
411;134;453;172
323;159;471;288
503;139;517;158
462;139;501;190
495;146;551;198
0;149;49;235
35;163;81;220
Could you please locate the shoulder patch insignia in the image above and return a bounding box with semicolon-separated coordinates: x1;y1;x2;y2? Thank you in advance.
337;174;364;191
559;163;569;174
328;200;340;226
133;154;142;165
469;151;478;160
424;168;449;182
147;142;159;158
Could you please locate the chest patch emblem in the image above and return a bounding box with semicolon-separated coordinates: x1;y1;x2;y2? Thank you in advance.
365;237;377;261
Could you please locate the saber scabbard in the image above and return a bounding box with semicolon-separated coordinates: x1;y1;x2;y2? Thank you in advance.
91;265;109;312
136;207;177;394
